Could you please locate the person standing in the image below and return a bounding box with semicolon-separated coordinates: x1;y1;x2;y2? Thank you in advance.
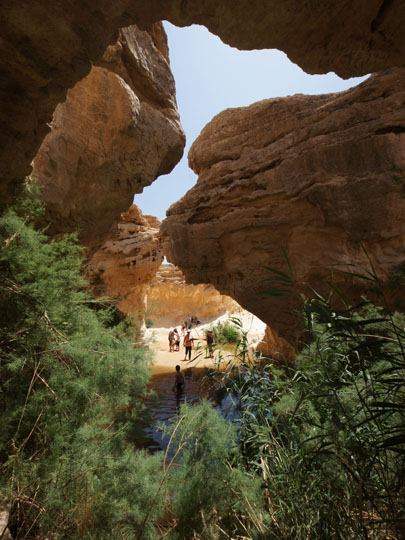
168;329;175;352
183;331;194;361
174;328;180;351
206;329;215;358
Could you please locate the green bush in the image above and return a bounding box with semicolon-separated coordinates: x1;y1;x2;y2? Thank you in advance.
145;316;154;328
0;194;165;538
222;296;405;538
211;320;242;343
164;402;268;539
204;252;405;539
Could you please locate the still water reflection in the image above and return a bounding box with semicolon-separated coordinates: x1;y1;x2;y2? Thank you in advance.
132;367;233;456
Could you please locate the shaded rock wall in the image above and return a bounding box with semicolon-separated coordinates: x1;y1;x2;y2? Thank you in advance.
148;0;405;77
257;326;297;364
88;205;163;316
2;1;405;352
161;69;405;341
32;24;185;249
146;264;239;328
1;0;405;201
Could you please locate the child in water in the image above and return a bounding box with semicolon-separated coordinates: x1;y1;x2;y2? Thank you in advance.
172;365;184;393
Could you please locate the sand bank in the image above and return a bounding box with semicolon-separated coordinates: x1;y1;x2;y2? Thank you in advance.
145;310;266;375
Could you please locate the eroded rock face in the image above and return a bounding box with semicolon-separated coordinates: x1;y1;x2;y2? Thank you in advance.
32;24;185;249
161;69;405;342
88;205;163;316
146;264;239;328
257;326;297;363
153;0;405;78
1;0;405;201
88;213;239;329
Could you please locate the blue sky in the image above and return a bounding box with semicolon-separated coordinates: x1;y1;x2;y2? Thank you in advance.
134;22;368;221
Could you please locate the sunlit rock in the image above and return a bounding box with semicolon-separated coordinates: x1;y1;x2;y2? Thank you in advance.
162;69;405;342
88;205;163;316
31;24;184;249
1;0;405;201
146;264;239;328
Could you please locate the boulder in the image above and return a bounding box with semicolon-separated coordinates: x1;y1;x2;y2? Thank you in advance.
161;69;405;342
32;24;185;249
257;326;297;364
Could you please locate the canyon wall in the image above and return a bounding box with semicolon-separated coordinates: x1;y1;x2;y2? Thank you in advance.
1;1;404;355
88;205;163;317
146;264;239;328
1;0;405;204
161;69;405;343
32;24;185;249
88;211;240;330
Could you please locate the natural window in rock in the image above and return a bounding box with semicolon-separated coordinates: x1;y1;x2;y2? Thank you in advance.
135;22;368;220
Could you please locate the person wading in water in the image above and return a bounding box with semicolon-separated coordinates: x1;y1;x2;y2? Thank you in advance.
172;365;185;394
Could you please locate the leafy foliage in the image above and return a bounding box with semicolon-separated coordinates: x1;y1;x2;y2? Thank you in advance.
144;316;155;329
0;195;164;538
215;273;405;538
211;319;242;344
164;402;268;540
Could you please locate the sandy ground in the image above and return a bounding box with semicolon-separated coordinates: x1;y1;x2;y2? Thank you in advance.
144;310;266;374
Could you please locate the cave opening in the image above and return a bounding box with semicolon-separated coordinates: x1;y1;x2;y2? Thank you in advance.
134;22;368;222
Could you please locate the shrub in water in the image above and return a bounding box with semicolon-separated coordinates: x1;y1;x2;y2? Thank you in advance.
165;401;268;539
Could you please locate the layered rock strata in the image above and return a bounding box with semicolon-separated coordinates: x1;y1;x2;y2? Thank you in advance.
161;69;405;343
146;264;239;328
2;0;405;201
88;205;163;316
32;24;185;249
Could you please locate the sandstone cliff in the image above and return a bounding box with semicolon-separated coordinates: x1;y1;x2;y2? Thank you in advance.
161;69;405;343
2;1;405;358
146;264;239;328
88;205;163;317
88;214;240;330
32;24;185;249
1;0;405;202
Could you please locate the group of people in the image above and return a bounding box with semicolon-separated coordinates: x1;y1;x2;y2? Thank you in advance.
168;327;196;360
171;329;215;396
181;314;201;331
168;327;216;362
168;328;180;352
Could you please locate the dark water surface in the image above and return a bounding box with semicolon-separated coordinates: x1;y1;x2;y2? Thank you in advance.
132;367;233;456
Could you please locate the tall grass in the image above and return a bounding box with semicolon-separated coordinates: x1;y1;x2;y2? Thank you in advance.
206;250;405;539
